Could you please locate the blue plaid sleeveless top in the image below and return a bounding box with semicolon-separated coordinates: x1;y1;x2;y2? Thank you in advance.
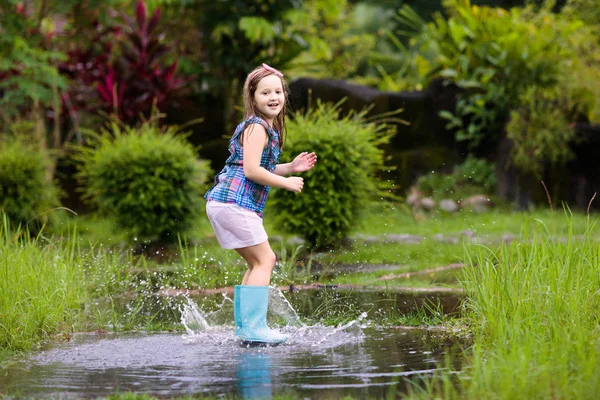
204;116;282;216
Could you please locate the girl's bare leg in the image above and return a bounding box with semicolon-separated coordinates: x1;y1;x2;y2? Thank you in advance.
241;269;251;285
237;254;253;285
235;241;276;286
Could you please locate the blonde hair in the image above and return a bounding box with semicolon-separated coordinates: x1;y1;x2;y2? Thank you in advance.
242;64;289;149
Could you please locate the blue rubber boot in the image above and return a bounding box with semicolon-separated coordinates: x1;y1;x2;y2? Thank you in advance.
234;285;288;345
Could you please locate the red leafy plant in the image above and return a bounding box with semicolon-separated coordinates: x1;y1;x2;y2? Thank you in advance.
60;0;192;126
57;22;117;129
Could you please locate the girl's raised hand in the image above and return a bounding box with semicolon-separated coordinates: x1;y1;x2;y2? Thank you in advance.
291;152;317;173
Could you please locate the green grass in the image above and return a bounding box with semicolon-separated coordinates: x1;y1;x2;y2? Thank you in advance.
53;201;598;247
0;217;88;353
315;240;468;268
463;219;600;399
43;204;600;301
0;215;185;358
298;204;597;288
50;210;129;247
322;267;464;288
0;200;600;398
348;202;597;237
291;236;479;288
407;217;600;399
51;206;215;248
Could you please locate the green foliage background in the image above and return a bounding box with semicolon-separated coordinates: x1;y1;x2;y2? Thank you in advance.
1;0;599;217
374;0;599;179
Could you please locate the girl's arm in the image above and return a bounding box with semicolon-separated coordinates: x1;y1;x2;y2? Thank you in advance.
243;124;303;192
274;152;317;176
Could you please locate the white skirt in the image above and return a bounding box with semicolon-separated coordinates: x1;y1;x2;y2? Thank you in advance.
205;201;268;249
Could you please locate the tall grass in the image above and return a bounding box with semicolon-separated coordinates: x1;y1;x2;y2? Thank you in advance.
0;215;192;355
460;218;600;399
0;216;88;352
409;216;600;399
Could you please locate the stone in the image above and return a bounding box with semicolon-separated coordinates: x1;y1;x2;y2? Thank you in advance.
460;195;493;213
420;197;436;210
439;199;459;212
406;185;422;206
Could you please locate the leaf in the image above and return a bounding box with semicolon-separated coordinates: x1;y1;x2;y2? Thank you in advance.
136;0;147;30
439;68;458;78
147;8;161;35
211;23;234;43
238;16;276;44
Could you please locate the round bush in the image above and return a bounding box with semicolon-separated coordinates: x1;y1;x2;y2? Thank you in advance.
0;139;59;232
77;123;211;242
270;102;395;248
454;155;497;191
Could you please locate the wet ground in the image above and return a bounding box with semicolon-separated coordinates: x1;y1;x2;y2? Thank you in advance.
0;288;466;399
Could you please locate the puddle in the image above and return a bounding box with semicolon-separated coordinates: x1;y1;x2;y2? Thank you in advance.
0;328;463;399
0;288;465;399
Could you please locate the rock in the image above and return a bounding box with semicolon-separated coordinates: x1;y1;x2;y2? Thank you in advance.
439;199;459;212
287;236;306;246
460;195;494;213
406;185;422;207
433;233;459;244
406;186;436;213
385;234;424;244
420;197;436;210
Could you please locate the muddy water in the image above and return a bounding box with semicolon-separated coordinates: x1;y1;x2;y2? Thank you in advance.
0;289;465;399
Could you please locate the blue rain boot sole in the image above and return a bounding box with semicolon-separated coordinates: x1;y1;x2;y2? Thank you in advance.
240;340;285;348
238;330;288;345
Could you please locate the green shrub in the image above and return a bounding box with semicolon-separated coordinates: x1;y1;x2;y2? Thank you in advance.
0;138;59;232
416;172;457;198
270;101;395;248
454;155;497;190
506;86;579;178
76;121;211;243
416;156;496;200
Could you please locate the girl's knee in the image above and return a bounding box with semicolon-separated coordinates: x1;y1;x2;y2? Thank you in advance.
266;250;276;267
254;250;276;271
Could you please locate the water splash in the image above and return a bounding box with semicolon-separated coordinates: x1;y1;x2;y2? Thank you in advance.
268;287;366;347
269;286;306;327
180;296;236;346
179;288;365;348
307;311;367;347
180;298;210;334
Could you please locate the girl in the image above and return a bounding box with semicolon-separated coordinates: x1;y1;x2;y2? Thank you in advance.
204;63;317;345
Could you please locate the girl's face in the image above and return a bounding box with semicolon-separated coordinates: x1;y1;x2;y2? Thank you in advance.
253;75;285;124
